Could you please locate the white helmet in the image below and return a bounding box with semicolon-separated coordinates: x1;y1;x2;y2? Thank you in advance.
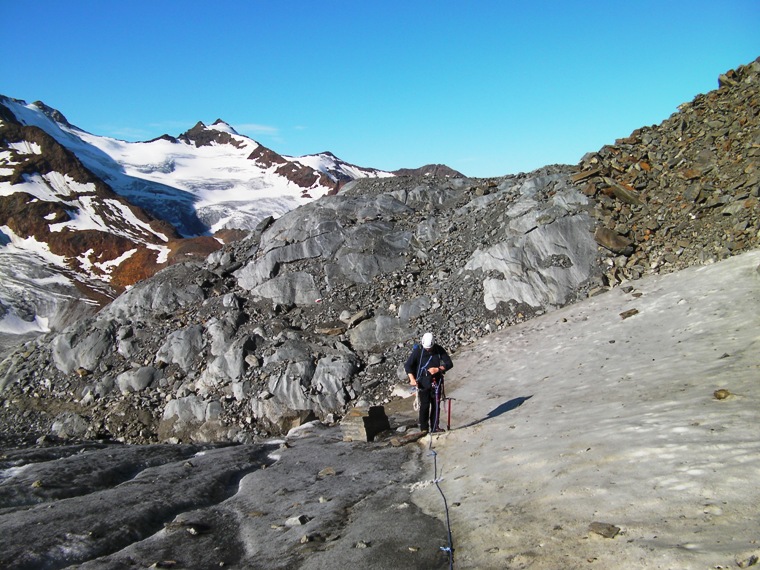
421;332;434;349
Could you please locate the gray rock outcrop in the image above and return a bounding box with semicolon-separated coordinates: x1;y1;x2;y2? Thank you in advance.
3;162;602;442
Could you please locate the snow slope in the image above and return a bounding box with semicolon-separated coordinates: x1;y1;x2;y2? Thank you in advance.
411;249;760;569
1;100;179;335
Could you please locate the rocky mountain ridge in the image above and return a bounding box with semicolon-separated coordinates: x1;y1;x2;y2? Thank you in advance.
391;164;465;178
0;57;758;446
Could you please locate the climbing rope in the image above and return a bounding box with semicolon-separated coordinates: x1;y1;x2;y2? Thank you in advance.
428;436;454;568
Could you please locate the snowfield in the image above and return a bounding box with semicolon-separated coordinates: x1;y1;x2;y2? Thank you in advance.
411;249;760;569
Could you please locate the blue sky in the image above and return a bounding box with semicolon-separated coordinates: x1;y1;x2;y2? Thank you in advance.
3;1;758;178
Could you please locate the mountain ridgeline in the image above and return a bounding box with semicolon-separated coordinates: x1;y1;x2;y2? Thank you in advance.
0;57;758;445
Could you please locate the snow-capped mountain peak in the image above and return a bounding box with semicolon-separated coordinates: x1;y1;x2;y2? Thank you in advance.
294;151;395;184
208;119;239;135
3;97;394;236
0;94;397;337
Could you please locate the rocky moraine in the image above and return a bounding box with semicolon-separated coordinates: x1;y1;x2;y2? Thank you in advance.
0;58;758;446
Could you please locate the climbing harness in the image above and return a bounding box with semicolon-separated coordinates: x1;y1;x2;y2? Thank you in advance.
416;345;433;384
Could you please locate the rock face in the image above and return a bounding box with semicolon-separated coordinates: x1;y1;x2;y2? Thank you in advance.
0;57;758;445
0;163;600;442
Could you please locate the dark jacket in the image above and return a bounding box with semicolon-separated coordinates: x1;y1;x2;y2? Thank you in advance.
404;344;453;389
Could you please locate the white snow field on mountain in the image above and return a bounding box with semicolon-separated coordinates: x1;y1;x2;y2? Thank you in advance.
2;97;392;237
72;122;330;235
411;248;760;569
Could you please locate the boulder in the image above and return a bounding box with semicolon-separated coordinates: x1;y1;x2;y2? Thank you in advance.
467;215;598;310
310;355;357;412
102;265;206;321
51;320;116;375
398;296;431;321
235;227;344;290
159;395;229;442
206;315;240;357
50;412;89;439
264;339;312;366
348;316;414;353
250;272;322;306
156;325;205;371
594;227;634;255
116;366;162;394
251;398;316;435
267;360;317;411
340;406;391;442
198;335;257;393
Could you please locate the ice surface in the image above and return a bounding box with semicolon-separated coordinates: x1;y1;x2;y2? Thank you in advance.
412;249;760;569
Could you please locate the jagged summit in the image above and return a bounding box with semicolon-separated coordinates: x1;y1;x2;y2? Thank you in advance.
30;100;73;127
209;118;239;134
177;120;247;148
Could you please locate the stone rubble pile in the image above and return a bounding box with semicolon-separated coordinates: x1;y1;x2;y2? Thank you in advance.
578;57;760;284
0;57;758;445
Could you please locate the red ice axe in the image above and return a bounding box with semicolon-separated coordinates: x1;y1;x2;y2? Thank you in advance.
445;397;455;431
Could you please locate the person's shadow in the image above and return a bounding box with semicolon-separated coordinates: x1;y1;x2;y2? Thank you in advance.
456;395;532;429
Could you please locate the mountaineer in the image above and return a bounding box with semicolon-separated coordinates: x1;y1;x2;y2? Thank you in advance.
405;332;453;433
